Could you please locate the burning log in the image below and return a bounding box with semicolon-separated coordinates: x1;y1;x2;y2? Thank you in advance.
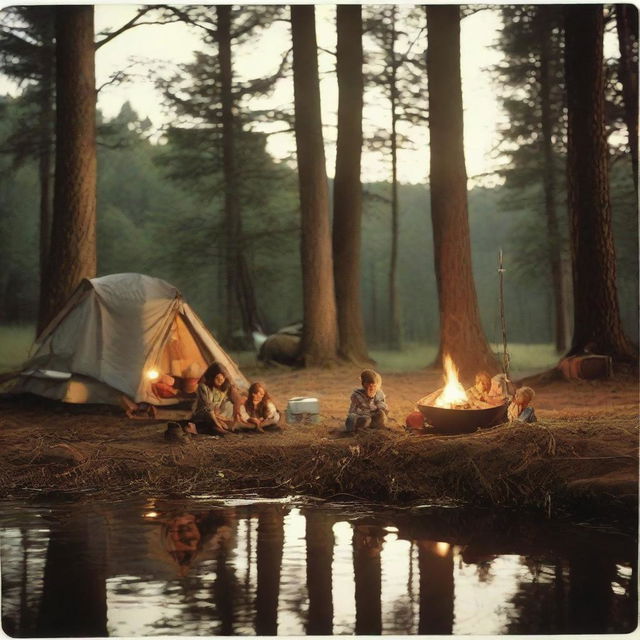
417;355;508;434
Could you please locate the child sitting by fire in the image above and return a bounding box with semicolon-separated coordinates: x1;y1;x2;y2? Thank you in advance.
344;369;389;434
508;386;537;423
466;371;492;405
465;371;512;408
239;382;281;432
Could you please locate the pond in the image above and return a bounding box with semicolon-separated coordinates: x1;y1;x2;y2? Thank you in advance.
1;496;636;636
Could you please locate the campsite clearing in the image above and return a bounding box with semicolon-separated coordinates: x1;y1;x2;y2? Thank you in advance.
0;365;637;523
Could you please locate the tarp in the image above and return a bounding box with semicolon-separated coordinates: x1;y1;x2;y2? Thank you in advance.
15;273;248;405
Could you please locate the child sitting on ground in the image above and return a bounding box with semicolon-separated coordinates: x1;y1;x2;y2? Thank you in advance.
487;373;513;406
508;386;537;423
344;369;389;434
240;382;281;432
466;371;492;405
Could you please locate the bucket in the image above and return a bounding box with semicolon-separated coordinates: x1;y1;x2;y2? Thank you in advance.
286;396;320;424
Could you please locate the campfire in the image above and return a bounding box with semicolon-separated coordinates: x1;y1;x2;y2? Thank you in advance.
416;354;509;434
433;355;472;409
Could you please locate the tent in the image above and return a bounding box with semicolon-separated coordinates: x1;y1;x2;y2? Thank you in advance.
14;273;248;405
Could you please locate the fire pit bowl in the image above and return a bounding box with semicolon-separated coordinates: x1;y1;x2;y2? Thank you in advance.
416;401;508;435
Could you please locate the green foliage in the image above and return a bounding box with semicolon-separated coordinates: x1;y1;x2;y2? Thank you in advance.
0;97;39;321
0;324;35;371
370;341;559;373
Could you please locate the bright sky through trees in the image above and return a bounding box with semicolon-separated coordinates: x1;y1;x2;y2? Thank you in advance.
93;4;507;186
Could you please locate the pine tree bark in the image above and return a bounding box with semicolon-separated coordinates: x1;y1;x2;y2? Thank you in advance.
388;6;402;350
332;4;371;364
538;6;570;353
217;5;239;344
564;4;637;362
216;6;262;346
426;5;498;380
40;6;96;331
615;4;638;194
36;35;55;335
291;5;338;366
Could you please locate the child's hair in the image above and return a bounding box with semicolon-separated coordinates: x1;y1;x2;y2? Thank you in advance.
202;362;230;390
361;369;382;386
475;371;491;387
245;381;272;418
515;386;535;403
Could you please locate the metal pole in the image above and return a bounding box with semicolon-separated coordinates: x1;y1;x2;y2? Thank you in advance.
498;249;510;379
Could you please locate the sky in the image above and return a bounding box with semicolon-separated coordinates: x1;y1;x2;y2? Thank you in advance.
92;4;508;186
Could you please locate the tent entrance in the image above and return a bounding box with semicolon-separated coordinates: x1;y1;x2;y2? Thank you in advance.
155;314;207;381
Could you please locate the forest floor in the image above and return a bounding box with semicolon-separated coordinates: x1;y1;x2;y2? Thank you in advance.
0;364;637;524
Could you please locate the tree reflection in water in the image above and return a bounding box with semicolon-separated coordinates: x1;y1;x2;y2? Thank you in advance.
37;509;108;637
254;503;285;635
0;499;636;636
352;523;384;635
304;508;335;634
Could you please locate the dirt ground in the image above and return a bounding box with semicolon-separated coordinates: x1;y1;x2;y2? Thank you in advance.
0;364;637;523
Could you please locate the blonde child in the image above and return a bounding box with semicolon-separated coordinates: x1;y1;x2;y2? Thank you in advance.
466;371;492;405
508;386;537;423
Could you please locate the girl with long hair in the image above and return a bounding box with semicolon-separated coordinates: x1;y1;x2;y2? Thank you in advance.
190;362;243;435
240;382;281;432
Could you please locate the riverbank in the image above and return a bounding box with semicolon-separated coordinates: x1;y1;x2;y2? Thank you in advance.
0;365;637;522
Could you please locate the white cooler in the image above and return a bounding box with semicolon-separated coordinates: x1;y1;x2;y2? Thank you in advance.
286;396;320;424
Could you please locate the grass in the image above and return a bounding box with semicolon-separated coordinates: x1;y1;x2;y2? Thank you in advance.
0;325;35;373
0;323;560;377
372;342;559;374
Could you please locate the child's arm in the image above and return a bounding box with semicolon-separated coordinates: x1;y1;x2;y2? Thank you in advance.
264;401;279;422
374;390;389;414
520;406;537;423
348;391;363;415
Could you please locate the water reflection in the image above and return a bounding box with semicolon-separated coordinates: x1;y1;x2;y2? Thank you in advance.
0;499;636;636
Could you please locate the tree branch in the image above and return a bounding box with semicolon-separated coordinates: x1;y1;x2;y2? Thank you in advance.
95;7;175;50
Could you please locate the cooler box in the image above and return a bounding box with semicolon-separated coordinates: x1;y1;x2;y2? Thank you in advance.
286;396;320;424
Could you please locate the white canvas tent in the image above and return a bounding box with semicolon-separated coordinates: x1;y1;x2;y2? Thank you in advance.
14;273;248;405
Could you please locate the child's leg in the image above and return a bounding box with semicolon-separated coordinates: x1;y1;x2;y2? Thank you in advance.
371;410;388;429
345;414;371;432
345;414;357;432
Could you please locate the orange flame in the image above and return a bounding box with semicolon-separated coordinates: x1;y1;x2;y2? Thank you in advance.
434;354;468;408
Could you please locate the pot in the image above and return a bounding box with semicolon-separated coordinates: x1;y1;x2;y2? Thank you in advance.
416;401;508;434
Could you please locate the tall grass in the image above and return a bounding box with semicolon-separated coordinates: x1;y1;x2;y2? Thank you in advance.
0;325;36;373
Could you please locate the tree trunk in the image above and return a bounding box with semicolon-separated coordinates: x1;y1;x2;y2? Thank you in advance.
615;4;639;194
538;6;569;353
388;6;402;350
426;5;498;380
217;5;263;346
40;6;96;331
291;5;338;366
564;4;636;362
36;41;55;335
332;4;371;364
217;5;249;345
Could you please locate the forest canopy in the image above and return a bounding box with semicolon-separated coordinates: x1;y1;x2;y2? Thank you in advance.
0;4;637;363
